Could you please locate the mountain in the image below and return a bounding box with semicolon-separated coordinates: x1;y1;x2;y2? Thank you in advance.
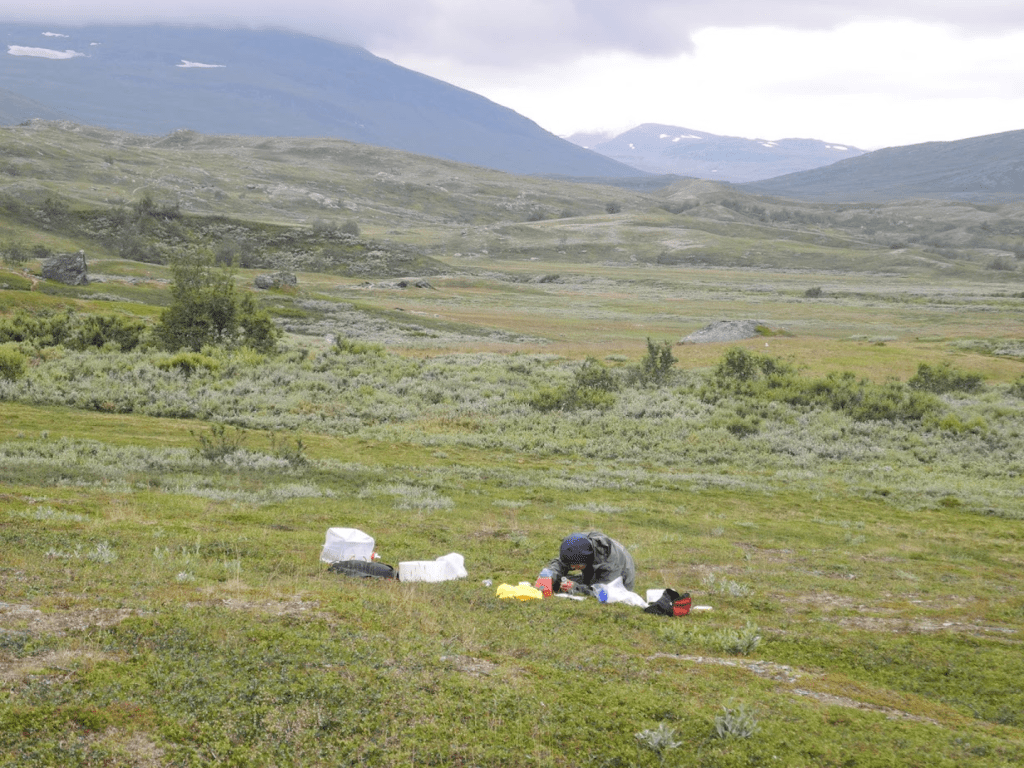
0;86;73;124
0;23;644;179
565;123;864;183
738;129;1024;203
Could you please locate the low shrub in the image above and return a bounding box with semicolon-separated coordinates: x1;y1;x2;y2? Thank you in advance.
529;357;618;411
629;338;678;387
156;351;220;378
703;349;942;422
0;309;74;347
0;309;146;351
908;361;985;394
68;313;148;352
0;344;26;381
192;423;246;462
713;703;761;739
333;336;384;355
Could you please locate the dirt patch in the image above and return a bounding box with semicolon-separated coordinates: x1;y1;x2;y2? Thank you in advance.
650;653;804;684
0;649;116;685
216;596;326;619
440;654;500;677
791;688;940;725
649;653;940;724
0;602;138;634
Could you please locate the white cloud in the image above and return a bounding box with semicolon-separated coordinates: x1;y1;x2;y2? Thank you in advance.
390;20;1024;149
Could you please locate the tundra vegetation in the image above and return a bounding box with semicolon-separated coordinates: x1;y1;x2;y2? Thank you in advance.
1;121;1024;766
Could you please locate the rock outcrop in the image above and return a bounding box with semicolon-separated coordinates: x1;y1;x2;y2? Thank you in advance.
41;250;88;286
254;272;297;289
681;320;770;344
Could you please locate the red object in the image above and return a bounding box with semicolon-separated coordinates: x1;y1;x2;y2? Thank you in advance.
673;595;692;616
535;577;553;597
560;579;575;593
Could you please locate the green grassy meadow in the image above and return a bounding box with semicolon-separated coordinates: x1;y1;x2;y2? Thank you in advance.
2;121;1024;766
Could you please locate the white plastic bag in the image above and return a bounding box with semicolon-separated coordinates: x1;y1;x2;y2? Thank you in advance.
320;527;375;564
399;552;468;582
594;577;648;608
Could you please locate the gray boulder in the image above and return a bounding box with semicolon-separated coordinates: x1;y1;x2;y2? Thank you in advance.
254;271;297;289
41;250;89;286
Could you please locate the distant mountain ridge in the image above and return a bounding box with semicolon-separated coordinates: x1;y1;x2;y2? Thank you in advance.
0;23;644;179
566;123;865;183
740;128;1024;202
0;87;72;124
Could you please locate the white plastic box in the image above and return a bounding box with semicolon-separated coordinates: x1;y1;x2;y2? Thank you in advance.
320;527;375;564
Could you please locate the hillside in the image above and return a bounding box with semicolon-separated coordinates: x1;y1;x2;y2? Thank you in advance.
2;118;1024;767
0;23;642;179
567;123;865;182
0;86;72;124
740;128;1024;202
2;121;1023;286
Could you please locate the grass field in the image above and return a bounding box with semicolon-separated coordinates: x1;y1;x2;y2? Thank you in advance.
2;121;1024;766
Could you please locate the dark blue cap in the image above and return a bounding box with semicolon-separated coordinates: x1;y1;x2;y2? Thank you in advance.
560;534;593;565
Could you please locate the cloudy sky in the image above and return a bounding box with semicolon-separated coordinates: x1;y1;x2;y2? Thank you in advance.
9;1;1024;149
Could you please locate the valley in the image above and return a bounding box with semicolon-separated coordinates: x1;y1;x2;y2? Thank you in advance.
2;120;1024;767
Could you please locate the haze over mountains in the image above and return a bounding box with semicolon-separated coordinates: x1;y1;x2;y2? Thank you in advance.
0;24;641;179
566;124;865;183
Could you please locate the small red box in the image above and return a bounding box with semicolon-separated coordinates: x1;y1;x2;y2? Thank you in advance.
673;595;692;616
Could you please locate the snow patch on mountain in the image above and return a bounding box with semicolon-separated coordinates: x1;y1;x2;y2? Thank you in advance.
177;60;226;68
7;46;85;60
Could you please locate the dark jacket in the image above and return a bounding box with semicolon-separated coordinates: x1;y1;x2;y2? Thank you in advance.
546;531;636;592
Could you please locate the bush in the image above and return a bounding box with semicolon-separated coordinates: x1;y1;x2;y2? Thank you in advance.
529;358;618;412
574;356;618;393
0;310;74;347
156;253;279;353
1010;376;1024;399
709;347;794;391
0;309;146;352
156;351;220;378
908;362;985;394
68;314;147;352
0;344;26;381
703;349;941;422
631;338;677;387
2;242;28;266
333;336;383;355
713;703;761;739
192;423;246;462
